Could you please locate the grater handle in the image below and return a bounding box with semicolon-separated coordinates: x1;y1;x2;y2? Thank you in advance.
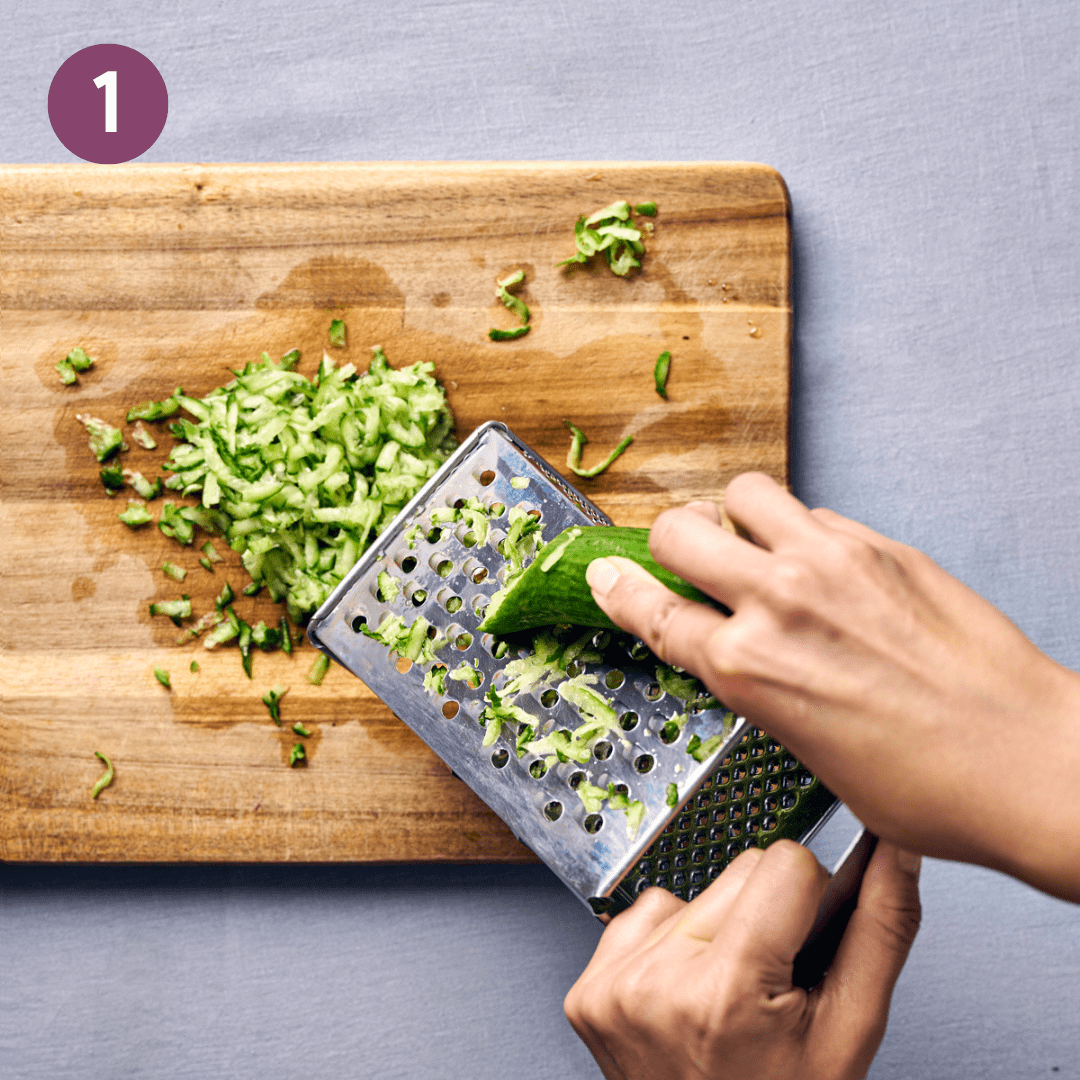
791;827;877;989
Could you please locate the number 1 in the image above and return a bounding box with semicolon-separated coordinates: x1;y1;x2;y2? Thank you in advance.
93;70;117;133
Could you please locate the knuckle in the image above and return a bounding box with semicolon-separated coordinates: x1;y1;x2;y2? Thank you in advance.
759;556;816;614
641;592;690;663
704;616;759;678
876;894;923;953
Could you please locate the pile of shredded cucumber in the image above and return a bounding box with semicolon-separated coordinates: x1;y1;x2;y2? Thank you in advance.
90;343;455;631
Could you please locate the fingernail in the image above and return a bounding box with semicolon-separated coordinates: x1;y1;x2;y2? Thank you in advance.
685;500;721;523
895;847;922;879
585;557;620;596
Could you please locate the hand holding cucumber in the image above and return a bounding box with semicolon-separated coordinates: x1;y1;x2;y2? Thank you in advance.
584;473;1080;904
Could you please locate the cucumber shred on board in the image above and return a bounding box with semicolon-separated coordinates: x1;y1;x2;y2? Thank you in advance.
156;344;455;624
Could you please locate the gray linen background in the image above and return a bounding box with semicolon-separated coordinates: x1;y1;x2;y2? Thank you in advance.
3;1;1080;1077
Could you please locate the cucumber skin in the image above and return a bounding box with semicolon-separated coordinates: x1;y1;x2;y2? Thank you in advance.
479;526;712;635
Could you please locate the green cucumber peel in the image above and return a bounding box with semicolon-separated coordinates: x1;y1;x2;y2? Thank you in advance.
479;526;713;635
564;420;633;478
91;751;114;798
488;325;530;342
653;350;671;398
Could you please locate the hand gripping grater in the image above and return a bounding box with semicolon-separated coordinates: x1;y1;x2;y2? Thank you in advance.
307;422;870;962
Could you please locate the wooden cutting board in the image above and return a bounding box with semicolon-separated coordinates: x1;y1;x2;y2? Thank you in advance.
0;162;790;862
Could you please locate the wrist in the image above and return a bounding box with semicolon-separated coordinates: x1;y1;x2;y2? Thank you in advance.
976;660;1080;902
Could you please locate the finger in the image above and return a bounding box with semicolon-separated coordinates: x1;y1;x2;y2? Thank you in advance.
577;886;686;983
723;472;824;551
563;994;630;1080
586;556;730;669
647;504;774;607
672;847;765;943
809;506;912;561
812;840;921;1043
708;841;830;993
684;499;722;525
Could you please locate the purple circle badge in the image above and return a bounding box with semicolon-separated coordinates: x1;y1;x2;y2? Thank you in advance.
48;44;168;164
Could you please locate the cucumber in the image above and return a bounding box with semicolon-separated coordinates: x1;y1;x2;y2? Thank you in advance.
479;525;713;635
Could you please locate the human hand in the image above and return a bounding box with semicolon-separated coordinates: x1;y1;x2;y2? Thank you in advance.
584;474;1080;901
565;839;921;1080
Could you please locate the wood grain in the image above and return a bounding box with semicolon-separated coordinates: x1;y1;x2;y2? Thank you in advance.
0;162;790;862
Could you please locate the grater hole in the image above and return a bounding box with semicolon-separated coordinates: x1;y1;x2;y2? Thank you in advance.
619;711;639;731
411;589;427;607
643;682;662;702
629;640;650;661
442;701;459;719
488;501;505;517
479;469;496;486
583;814;604;834
462;557;487;583
461;530;478;548
401;556;417;573
568;771;586;789
472;595;488;616
543;801;563;821
491;748;509;769
565;659;585;677
659;720;681;744
427;527;442;543
604;670;625;689
351;614;368;633
540;689;559;708
444;594;463;613
529;760;547;779
456;632;473;651
611;783;629;797
396;657;412;674
526;509;541;521
431;556;454;578
489;637;509;659
593;741;613;761
592;631;611;650
634;754;655;774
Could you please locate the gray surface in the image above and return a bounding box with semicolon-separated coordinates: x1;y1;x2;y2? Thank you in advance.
3;0;1080;1077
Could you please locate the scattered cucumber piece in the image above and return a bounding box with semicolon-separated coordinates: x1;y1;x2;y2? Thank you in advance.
653;350;671;398
307;654;330;685
91;751;114;798
564;421;633;478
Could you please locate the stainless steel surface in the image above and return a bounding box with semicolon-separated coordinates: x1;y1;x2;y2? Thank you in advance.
309;422;836;914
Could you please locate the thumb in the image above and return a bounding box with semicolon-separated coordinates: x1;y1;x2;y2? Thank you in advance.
810;841;922;1068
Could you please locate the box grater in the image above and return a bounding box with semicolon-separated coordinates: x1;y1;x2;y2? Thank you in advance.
308;421;863;929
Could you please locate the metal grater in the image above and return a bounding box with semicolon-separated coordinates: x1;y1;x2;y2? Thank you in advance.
308;421;849;921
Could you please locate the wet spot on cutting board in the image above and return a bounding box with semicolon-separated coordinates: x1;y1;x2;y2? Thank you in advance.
71;575;97;601
255;256;405;312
